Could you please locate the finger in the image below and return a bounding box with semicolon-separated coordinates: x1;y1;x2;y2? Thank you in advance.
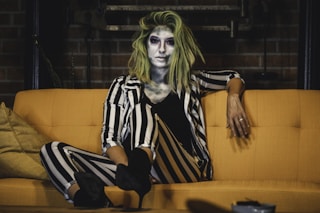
241;114;250;128
230;119;240;137
240;114;250;130
235;118;246;137
238;117;249;137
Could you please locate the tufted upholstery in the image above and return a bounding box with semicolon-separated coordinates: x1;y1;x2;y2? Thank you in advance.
203;90;320;183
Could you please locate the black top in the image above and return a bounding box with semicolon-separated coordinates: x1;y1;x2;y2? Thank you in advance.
150;93;193;155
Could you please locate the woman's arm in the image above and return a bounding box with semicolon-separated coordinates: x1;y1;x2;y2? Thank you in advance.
195;70;249;137
101;76;127;160
102;76;154;165
194;70;243;94
106;146;128;165
226;78;249;138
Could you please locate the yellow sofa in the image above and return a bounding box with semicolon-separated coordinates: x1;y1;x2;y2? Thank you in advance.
1;89;320;212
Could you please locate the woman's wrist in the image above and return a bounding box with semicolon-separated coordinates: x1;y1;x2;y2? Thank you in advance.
227;78;244;95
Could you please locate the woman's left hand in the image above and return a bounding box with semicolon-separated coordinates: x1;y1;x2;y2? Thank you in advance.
227;93;250;137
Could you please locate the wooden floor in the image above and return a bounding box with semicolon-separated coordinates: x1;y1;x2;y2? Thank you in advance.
0;206;191;213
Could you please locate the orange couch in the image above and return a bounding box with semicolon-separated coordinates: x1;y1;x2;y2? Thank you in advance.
1;89;320;212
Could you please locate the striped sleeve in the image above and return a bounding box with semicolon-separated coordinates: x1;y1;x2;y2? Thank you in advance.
194;70;244;92
101;76;126;154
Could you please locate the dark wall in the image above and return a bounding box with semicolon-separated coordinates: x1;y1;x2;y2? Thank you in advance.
0;0;303;108
298;0;320;89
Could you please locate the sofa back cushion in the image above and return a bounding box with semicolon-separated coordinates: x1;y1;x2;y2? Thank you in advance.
13;89;108;154
202;89;320;183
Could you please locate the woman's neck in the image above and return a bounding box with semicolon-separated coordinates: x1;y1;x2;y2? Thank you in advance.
150;66;169;84
144;82;171;104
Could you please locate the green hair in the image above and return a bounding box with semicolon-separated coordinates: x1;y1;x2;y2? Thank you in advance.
128;10;205;91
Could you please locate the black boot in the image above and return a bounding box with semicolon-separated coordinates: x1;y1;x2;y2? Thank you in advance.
116;148;151;208
73;172;112;208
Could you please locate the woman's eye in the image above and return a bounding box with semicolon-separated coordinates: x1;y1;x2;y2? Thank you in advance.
166;38;174;46
150;37;159;44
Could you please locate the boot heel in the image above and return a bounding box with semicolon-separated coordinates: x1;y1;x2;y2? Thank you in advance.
116;163;151;209
138;194;144;209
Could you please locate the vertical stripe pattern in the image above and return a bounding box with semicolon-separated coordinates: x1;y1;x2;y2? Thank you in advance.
151;116;201;183
101;71;243;180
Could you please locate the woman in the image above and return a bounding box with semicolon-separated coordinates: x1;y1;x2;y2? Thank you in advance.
40;10;249;209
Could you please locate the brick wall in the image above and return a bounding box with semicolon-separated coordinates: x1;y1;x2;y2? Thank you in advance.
0;0;300;108
0;0;25;107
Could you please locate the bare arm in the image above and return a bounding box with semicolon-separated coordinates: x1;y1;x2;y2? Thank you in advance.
106;146;128;166
226;78;249;137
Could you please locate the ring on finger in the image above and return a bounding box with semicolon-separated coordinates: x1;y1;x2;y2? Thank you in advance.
239;118;244;122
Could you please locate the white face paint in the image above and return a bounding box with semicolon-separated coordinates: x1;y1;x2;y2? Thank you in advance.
147;26;175;69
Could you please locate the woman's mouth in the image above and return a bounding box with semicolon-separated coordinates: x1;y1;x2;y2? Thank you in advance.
156;56;167;61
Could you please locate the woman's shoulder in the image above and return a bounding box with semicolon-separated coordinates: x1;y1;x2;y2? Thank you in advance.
111;75;139;85
110;75;143;92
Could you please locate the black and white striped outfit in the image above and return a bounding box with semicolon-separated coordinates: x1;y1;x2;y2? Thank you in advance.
40;70;242;202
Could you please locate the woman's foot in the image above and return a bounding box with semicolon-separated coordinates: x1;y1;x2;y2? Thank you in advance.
73;172;112;208
116;148;152;208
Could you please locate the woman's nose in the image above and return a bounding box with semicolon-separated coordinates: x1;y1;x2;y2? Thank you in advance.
159;42;166;53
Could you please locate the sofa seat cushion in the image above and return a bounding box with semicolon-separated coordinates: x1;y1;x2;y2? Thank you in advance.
105;180;320;212
0;178;70;207
0;178;319;212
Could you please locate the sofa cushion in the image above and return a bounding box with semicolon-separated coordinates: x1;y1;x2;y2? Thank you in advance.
0;102;50;180
12;89;109;154
1;178;319;212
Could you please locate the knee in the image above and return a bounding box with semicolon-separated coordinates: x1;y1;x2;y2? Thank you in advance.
40;141;65;156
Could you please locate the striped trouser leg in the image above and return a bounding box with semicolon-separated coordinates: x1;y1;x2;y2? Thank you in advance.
150;116;201;184
40;141;116;201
